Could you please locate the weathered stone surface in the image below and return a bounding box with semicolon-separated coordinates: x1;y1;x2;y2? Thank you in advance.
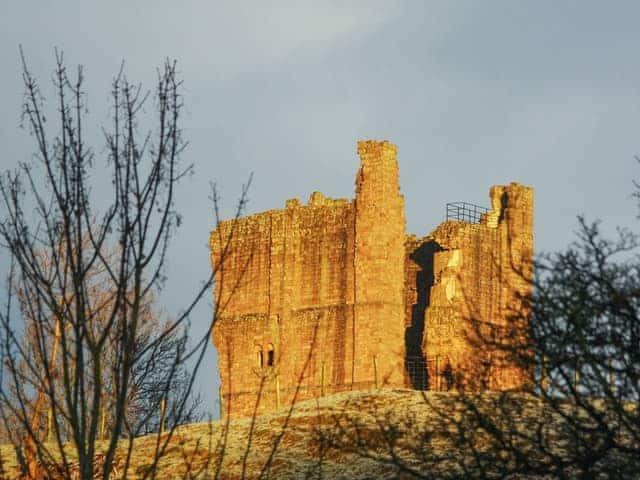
421;183;534;391
210;140;533;418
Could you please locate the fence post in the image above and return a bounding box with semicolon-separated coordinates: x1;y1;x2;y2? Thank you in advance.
218;385;224;419
275;375;281;409
159;397;166;435
321;362;326;397
373;355;379;389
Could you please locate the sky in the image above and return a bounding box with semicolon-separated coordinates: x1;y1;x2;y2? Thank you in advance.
2;1;640;418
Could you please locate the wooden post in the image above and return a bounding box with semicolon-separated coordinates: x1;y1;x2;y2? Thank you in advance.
275;375;281;409
435;356;440;391
100;406;106;440
574;368;580;392
218;385;224;419
373;355;379;389
320;362;326;397
47;409;52;443
159;397;166;436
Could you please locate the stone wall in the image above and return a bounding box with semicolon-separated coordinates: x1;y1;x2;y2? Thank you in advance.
211;194;357;417
409;183;534;391
211;140;534;418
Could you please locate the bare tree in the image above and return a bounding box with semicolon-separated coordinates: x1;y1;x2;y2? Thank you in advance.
3;235;203;448
0;50;247;479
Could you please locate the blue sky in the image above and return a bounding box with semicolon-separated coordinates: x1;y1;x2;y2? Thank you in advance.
2;1;640;417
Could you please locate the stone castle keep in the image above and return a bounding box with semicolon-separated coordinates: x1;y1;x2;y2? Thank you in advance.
210;140;533;418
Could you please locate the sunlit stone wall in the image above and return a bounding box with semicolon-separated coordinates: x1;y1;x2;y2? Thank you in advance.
211;140;533;418
412;183;534;391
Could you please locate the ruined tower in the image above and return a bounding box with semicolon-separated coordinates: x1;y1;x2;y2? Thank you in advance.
210;140;533;418
419;183;534;391
353;141;406;388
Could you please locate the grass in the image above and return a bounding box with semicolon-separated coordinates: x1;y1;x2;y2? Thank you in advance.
0;389;634;479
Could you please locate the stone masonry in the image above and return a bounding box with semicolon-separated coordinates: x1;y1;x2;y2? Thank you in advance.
210;140;534;418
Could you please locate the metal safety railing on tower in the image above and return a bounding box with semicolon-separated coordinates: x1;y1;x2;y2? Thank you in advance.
446;202;489;224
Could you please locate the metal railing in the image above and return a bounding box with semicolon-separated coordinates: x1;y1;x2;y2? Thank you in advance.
406;356;428;390
446;202;489;224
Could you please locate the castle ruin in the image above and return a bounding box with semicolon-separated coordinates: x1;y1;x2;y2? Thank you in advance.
210;140;533;418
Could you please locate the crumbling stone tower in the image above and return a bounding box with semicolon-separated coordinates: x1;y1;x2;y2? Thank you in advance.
409;183;534;392
211;140;533;418
353;141;406;388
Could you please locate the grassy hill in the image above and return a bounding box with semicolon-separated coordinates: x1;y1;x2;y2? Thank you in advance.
0;389;634;478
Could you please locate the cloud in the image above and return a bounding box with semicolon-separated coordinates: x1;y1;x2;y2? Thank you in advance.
2;0;640;417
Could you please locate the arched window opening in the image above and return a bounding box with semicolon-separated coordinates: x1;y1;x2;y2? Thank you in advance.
266;344;275;367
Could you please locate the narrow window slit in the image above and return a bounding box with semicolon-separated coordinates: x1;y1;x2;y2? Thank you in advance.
267;344;275;367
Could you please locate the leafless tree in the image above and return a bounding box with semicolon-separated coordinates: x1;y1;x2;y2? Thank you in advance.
0;50;248;479
4;238;203;449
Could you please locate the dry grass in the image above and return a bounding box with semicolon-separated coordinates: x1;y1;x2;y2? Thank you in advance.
0;389;632;479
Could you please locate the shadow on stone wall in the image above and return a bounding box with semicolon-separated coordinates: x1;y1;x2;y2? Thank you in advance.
405;240;441;390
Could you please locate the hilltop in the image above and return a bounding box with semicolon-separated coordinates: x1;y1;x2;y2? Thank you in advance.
0;389;633;479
